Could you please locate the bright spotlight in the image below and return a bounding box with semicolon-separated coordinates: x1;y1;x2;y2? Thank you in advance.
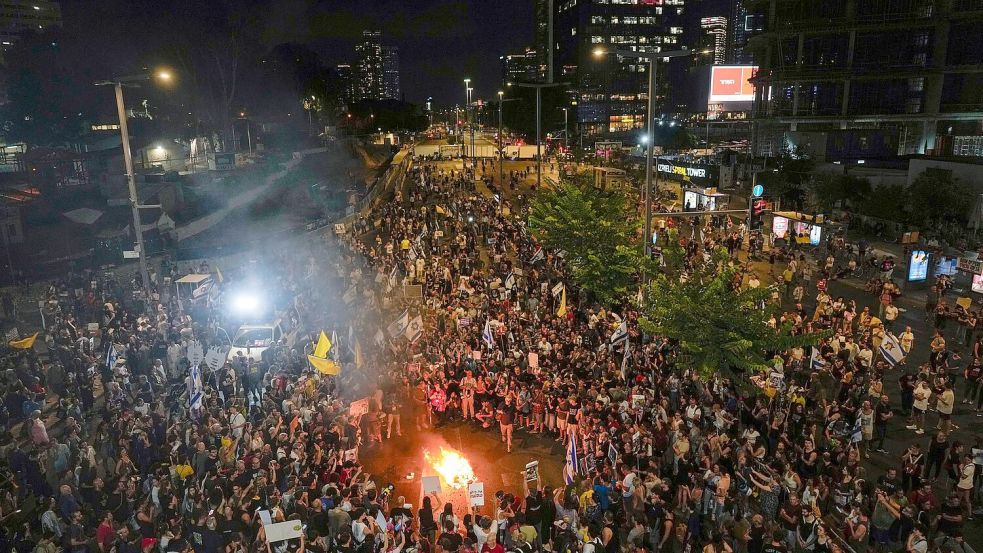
230;293;260;314
640;135;649;144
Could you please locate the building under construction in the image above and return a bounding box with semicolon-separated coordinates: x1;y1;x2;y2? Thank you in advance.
747;0;983;158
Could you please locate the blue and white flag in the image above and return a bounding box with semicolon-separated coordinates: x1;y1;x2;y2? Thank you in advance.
188;363;203;412
105;343;118;371
387;309;410;338
610;320;628;346
330;330;340;362
849;416;863;444
810;347;825;371
620;344;631;381
483;319;495;349
504;272;516;290
529;247;545;264
564;437;580;485
879;332;905;366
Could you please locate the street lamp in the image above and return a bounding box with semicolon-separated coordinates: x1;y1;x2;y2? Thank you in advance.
508;81;562;190
593;46;710;262
95;68;174;293
560;107;569;149
463;79;475;171
497;91;521;187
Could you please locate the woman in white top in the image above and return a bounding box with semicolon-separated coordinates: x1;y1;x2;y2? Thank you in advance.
955;454;975;519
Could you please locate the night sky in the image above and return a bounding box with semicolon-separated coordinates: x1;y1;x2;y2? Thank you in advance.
59;0;535;108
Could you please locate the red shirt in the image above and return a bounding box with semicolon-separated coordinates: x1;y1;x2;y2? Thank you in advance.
96;521;115;550
481;543;505;553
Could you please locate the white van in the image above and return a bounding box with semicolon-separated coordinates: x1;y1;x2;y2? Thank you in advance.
227;320;286;363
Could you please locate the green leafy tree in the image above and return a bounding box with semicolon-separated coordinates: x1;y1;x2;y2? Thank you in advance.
757;146;814;210
528;174;650;305
639;246;821;385
905;168;971;230
810;174;872;213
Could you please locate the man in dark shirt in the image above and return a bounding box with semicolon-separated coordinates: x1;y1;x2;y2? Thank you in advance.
874;395;893;453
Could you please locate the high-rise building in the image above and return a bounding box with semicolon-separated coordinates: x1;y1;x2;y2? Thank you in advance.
382;46;400;100
335;64;357;106
500;48;540;87
354;30;384;102
0;0;61;56
354;31;400;102
749;0;983;156
701;16;727;65
550;0;689;138
729;0;757;64
534;0;552;82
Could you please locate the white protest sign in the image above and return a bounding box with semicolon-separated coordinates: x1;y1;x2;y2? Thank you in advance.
204;346;228;371
264;520;303;543
468;482;485;506
187;341;205;366
258;510;273;525
528;352;539;369
349;397;370;418
422;476;442;494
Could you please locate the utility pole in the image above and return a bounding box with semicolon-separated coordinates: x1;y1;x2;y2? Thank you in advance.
509;81;561;190
96;71;175;292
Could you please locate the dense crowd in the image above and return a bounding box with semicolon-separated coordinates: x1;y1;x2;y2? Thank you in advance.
0;156;978;553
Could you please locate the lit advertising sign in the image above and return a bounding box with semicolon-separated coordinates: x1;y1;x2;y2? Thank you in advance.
973;274;983;294
908;250;930;282
708;66;757;104
656;161;717;187
935;256;958;276
772;216;789;238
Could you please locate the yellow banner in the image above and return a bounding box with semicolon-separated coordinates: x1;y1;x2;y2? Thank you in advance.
8;332;38;350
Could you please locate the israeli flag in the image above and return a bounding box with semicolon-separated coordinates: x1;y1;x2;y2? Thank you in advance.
188;363;203;412
105;343;118;371
504;272;516;290
610;321;628;346
564;437;580;485
849;416;863;444
879;332;905;366
387;309;410;338
483;319;495;349
529;247;545;264
810;347;825;370
620;344;631;381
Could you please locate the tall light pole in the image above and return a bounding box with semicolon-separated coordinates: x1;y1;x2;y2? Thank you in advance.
463;79;471;172
96;69;173;292
508;81;561;190
497;92;521;187
498;91;504;186
561;107;569;149
594;47;709;260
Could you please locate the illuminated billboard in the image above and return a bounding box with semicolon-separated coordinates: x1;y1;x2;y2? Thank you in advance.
708;65;757;104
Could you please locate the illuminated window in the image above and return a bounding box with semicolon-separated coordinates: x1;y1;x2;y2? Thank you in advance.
591;36;605;43
591;15;605;24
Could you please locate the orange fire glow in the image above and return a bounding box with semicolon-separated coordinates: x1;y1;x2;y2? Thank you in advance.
424;446;475;489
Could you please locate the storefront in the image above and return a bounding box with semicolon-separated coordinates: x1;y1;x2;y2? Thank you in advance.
770;211;832;247
682;187;729;211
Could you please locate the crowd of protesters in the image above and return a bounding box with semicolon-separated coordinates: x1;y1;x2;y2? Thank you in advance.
0;154;978;553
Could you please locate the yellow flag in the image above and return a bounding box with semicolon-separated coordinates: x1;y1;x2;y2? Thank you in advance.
557;289;567;317
435;205;446;215
308;355;341;375
313;331;331;358
8;332;38;350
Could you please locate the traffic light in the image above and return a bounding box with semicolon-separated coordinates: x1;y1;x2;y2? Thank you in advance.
750;199;768;230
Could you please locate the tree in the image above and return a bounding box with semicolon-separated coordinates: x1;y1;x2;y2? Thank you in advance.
0;28;97;146
905;169;971;230
809;173;872;213
756;146;814;210
528;174;651;305
639;247;820;385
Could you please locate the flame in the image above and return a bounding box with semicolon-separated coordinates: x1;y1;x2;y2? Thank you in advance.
424;446;475;489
